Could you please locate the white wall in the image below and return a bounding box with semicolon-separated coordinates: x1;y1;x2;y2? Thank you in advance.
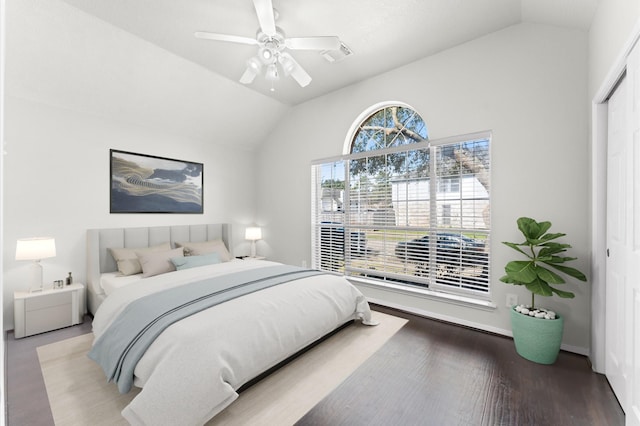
2;0;289;329
5;0;288;151
1;0;599;353
588;0;640;99
2;97;260;329
257;23;591;351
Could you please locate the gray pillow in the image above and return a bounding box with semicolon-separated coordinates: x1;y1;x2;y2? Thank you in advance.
175;240;231;262
136;247;185;278
109;242;171;276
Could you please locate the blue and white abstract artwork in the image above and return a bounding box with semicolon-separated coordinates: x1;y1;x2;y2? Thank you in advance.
110;149;203;214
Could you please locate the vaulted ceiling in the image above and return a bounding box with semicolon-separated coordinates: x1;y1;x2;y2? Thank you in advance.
60;0;599;105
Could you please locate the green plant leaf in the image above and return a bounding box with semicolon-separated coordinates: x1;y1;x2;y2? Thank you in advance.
541;242;571;250
524;233;565;246
503;217;587;302
535;265;566;284
504;260;537;283
539;232;566;242
539;244;570;257
524;277;554;296
516;217;534;235
502;241;529;257
500;275;525;285
550;287;575;298
545;263;587;281
543;255;577;264
518;221;535;239
518;217;552;240
536;221;552;237
525;238;545;245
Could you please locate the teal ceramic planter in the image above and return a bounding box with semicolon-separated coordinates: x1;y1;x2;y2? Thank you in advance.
510;307;564;364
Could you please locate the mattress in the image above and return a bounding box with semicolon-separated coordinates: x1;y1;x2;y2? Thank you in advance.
99;272;143;296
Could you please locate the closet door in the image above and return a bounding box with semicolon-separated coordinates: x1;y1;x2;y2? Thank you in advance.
625;40;640;426
606;40;640;426
606;74;629;415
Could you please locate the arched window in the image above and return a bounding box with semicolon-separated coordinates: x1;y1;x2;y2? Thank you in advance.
350;105;428;153
312;104;491;301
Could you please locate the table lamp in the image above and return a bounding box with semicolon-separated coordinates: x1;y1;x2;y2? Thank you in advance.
245;227;262;258
15;237;56;292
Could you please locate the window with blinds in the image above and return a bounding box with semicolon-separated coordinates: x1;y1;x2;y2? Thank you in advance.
311;106;491;298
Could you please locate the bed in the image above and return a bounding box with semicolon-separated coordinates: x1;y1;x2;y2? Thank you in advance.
86;224;375;425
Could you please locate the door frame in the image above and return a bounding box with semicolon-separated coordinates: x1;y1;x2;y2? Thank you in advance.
591;19;640;373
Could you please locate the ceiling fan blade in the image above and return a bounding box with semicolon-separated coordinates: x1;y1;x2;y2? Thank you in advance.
290;64;312;87
252;0;276;36
194;31;258;46
278;53;312;87
239;66;258;84
285;36;341;51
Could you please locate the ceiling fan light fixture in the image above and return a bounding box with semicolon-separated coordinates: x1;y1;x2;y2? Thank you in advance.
196;0;341;90
265;63;279;81
246;56;263;72
279;54;296;75
259;46;274;62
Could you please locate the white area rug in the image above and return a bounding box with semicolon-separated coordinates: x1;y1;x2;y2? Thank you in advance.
38;311;407;425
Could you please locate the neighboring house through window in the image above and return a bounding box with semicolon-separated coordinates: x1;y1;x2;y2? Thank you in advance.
311;103;491;299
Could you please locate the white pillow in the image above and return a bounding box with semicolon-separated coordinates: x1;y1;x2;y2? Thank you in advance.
175;240;231;262
136;247;184;278
109;242;171;276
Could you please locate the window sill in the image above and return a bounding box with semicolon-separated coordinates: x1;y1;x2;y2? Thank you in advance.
347;276;497;311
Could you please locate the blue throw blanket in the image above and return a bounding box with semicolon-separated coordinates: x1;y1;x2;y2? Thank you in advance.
88;265;325;393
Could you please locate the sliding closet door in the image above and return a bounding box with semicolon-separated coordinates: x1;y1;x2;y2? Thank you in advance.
606;40;640;426
625;40;640;426
606;74;629;415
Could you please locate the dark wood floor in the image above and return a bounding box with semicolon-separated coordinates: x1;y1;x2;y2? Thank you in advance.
297;305;624;426
5;307;624;426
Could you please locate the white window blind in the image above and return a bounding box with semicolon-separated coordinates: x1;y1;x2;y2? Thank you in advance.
312;132;491;297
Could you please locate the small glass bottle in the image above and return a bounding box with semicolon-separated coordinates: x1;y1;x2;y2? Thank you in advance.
66;272;73;285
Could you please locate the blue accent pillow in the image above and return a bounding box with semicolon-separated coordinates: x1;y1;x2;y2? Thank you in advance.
171;253;221;270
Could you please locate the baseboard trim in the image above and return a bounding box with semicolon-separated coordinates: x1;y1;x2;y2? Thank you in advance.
368;297;589;357
3;329;8;426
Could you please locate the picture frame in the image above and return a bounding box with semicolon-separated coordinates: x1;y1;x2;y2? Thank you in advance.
110;149;203;214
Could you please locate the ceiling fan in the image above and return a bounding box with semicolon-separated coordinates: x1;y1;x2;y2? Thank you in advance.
194;0;341;88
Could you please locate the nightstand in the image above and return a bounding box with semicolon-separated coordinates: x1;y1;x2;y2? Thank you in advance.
14;283;84;339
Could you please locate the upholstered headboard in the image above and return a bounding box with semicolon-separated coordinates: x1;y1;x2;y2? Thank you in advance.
86;224;232;315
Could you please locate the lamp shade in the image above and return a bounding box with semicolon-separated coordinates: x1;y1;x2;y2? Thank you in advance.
245;227;262;241
15;237;56;261
264;63;279;81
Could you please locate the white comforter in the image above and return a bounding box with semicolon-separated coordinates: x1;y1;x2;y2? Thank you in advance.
91;259;374;425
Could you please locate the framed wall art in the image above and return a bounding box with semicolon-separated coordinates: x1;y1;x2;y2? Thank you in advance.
110;149;203;214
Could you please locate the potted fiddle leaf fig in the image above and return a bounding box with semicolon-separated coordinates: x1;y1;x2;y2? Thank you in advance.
500;217;587;364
